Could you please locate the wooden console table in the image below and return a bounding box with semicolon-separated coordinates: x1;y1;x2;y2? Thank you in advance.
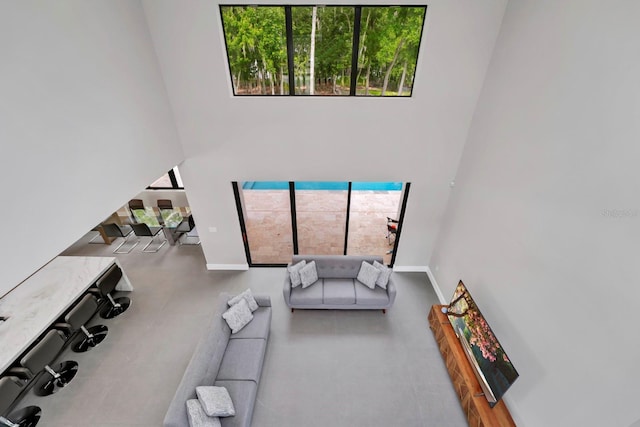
428;305;516;427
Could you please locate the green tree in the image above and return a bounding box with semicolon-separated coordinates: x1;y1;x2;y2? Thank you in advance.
221;6;285;95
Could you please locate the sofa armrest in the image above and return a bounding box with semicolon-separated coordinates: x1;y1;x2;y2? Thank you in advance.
282;276;292;307
254;294;271;307
386;278;397;307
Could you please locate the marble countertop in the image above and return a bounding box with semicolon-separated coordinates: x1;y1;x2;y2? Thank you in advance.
0;256;128;373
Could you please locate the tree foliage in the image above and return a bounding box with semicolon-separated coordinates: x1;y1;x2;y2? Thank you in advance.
220;5;425;96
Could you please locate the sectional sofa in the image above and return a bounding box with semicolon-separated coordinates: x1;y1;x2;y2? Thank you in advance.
163;292;271;427
283;255;396;312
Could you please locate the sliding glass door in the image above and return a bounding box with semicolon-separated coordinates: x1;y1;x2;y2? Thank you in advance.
237;181;293;264
295;182;349;255
346;182;402;265
234;181;408;266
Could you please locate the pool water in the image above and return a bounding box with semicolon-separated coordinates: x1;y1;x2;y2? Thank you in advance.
242;181;402;191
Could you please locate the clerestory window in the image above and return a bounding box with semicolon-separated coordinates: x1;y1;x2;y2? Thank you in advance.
220;5;427;97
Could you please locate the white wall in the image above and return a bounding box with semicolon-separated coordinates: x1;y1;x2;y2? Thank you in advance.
0;1;184;297
429;1;640;425
142;0;508;268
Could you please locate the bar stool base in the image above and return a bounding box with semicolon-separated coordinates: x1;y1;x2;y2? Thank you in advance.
73;325;108;353
34;361;78;397
100;297;131;319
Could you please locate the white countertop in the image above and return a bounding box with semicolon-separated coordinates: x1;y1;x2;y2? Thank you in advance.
0;256;129;373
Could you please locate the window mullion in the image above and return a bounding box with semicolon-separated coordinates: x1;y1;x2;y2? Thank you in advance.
350;6;362;96
285;6;295;96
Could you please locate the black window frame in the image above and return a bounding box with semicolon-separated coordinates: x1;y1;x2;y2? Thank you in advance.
219;4;428;97
146;168;184;190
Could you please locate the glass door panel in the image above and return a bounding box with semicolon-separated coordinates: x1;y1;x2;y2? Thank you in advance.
241;181;293;264
295;181;348;255
347;182;402;265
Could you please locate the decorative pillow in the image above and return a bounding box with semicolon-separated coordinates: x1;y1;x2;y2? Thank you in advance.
228;288;259;312
356;261;381;290
373;260;392;289
186;399;221;427
196;386;236;417
222;299;253;334
299;261;319;288
287;260;307;288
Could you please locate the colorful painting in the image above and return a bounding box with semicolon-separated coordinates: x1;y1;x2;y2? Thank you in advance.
446;281;519;406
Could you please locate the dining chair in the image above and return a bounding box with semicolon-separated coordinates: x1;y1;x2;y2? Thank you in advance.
175;215;200;245
157;199;173;210
100;223;138;254
130;223;167;252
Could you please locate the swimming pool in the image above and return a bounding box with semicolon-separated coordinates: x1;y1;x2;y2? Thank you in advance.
242;181;402;191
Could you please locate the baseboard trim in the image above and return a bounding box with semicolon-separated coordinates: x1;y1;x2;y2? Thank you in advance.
425;266;447;304
392;265;429;273
206;263;249;271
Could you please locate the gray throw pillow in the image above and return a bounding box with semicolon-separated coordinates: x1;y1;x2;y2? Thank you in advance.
357;261;380;289
228;288;259;312
373;260;392;289
186;399;221;427
196;386;236;417
222;298;253;334
299;261;319;288
287;260;306;288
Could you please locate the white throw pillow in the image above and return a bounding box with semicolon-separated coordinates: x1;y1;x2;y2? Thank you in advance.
228;288;259;312
373;260;392;289
287;260;307;288
196;386;236;417
222;299;253;334
357;261;380;290
186;399;221;427
299;261;319;288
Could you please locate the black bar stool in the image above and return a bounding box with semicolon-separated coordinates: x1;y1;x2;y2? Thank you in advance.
59;294;108;353
0;377;41;427
13;330;78;397
95;264;131;319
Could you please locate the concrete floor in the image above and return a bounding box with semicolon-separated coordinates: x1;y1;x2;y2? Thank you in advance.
14;234;467;427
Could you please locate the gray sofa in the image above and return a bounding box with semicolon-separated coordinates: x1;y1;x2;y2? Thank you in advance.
163;292;271;427
283;255;396;313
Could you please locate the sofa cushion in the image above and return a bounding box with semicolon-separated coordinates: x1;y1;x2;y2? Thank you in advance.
373;261;392;289
299;261;319;288
292;255;383;279
222;299;253;334
323;279;355;305
230;306;271;340
214;380;258;427
354;282;390;306
356;261;380;289
290;280;323;305
186;399;221;427
228;289;258;312
217;338;267;382
287;260;306;287
196;386;236;417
